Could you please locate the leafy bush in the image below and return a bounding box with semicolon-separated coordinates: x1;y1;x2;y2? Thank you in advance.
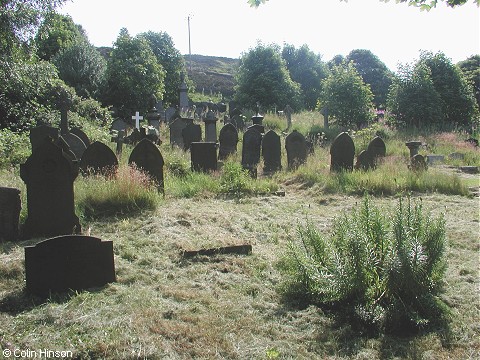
0;129;30;168
220;161;253;196
283;194;449;332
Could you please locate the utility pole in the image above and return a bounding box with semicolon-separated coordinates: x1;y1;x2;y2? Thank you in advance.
187;15;192;74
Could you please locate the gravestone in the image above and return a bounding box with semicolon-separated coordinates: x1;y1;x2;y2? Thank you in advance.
283;104;293;130
367;136;386;159
410;154;428;172
111;129;125;156
25;235;115;296
0;187;21;242
128;138;165;192
169;117;193;148
204;110;218;142
231;115;245;131
179;73;189;111
218;123;239;160
61;132;87;161
55;136;76;162
79;141;118;176
165;107;177;123
191;142;217;172
146;106;161;130
241;127;263;177
110;119;128;132
426;155;445;165
355;150;375;171
330;132;355;172
262;130;282;173
30;125;59;151
20;139;81;238
70;127;91;147
405;141;422;158
285;130;308;170
182;122;202;151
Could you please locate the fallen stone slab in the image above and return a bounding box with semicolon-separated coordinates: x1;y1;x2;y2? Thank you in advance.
182;244;252;258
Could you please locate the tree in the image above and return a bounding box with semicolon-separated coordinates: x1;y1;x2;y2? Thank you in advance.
387;63;443;128
1;0;68;57
53;38;107;99
281;44;328;110
138;31;189;107
457;55;480;109
104;28;165;120
248;0;479;9
318;61;375;128
235;43;301;111
418;51;478;127
346;49;393;108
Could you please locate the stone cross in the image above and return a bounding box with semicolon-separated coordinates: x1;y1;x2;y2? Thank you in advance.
132;111;143;130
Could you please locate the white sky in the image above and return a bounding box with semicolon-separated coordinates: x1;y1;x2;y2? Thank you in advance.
59;0;480;72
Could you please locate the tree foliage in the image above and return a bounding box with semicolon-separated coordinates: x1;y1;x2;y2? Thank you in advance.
138;31;189;107
346;49;393;108
281;44;328;110
248;0;479;9
34;12;85;61
234;43;301;110
53;38;107;99
0;0;68;56
318;61;375;128
104;29;165;120
457;55;480;108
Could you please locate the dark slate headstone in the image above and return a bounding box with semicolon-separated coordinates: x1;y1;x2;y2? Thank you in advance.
355;150;375;171
20;139;81;239
182;122;202;151
191;142;217;172
367;136;386;159
61;132;87;161
110;119;128;132
169;117;193;148
30;125;59;151
70;127;91;147
25;235;115;295
285;130;308;170
247;124;265;134
330;132;355;172
128;139;165;192
165;106;177;123
204;110;218;142
218;123;238;160
241;127;263;177
231;115;245;132
0;187;21;242
79;141;118;176
262;130;282;173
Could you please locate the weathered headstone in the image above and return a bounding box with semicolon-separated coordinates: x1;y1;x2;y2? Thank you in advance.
25;235;115;295
283;104;293;130
405;141;422;158
355;150;375;171
30;125;59;151
79;141;118;176
241;127;263;177
179;73;189;112
231;115;245;131
426;154;445;165
247;124;265;135
20;139;81;238
61;132;87;161
165;107;177;123
218;123;239;160
285;130;308;170
191;142;217;172
0;187;21;242
204;110;218;142
110;119;128;132
330;132;355;172
262;130;282;174
367;136;386;159
70;127;91;147
410;154;428;172
128;138;165;192
182;122;202;151
169;117;193;148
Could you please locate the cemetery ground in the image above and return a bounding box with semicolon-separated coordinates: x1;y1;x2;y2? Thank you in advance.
0;113;479;359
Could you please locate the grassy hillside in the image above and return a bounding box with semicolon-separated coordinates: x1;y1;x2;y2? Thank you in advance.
185;54;239;98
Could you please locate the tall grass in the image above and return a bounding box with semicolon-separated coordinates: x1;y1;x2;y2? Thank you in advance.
76;165;162;219
283;194;449;332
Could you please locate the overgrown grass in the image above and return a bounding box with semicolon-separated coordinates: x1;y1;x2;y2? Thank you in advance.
282;194;449;333
76;165;162;219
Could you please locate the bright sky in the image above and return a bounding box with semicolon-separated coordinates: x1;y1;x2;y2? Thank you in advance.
59;0;480;72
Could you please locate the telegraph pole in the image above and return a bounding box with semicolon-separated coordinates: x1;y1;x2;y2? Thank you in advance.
187;15;192;73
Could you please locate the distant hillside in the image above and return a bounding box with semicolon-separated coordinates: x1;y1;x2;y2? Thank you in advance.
185;54;239;98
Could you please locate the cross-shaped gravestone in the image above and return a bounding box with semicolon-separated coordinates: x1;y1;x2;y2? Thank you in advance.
132;111;143;129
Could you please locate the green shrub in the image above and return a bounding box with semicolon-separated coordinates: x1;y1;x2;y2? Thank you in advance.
0;129;30;168
283;194;449;332
220;161;253;196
